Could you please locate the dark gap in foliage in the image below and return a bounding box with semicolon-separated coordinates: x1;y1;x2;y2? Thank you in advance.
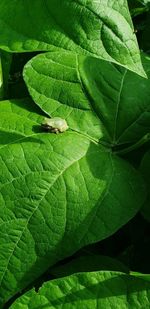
118;140;150;168
7;52;41;99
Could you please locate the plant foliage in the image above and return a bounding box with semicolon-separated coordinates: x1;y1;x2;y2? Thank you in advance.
0;0;150;308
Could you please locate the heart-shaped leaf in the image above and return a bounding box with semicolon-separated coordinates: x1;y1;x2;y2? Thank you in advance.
0;98;146;305
24;51;150;147
0;0;146;76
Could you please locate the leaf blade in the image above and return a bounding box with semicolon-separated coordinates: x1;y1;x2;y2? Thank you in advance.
10;271;150;309
0;99;146;305
0;0;146;76
24;51;150;147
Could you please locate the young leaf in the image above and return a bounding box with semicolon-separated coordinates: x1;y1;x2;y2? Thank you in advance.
0;99;146;305
10;271;150;309
24;51;150;147
0;0;146;76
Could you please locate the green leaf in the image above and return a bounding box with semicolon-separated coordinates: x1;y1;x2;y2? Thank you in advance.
10;271;150;309
140;150;150;222
0;0;146;76
50;255;129;278
23;52;106;143
130;271;150;282
0;98;146;305
24;51;150;147
0;53;3;99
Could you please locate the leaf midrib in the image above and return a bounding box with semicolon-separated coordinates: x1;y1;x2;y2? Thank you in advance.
113;69;127;143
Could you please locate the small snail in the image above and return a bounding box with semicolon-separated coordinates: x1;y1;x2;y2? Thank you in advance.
41;117;69;134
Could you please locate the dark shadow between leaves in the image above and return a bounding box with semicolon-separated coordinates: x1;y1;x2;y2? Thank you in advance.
7;97;46;117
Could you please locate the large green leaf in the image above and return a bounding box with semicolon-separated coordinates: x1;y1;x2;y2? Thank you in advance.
24;51;150;147
0;98;146;305
10;271;150;308
0;0;146;76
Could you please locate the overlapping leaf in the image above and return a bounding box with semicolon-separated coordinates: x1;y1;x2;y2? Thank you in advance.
24;51;150;147
10;271;150;308
0;98;146;305
0;0;146;76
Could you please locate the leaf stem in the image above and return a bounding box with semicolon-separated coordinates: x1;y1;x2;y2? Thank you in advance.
115;133;150;155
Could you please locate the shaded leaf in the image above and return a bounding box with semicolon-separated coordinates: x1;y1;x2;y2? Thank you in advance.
50;255;129;278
